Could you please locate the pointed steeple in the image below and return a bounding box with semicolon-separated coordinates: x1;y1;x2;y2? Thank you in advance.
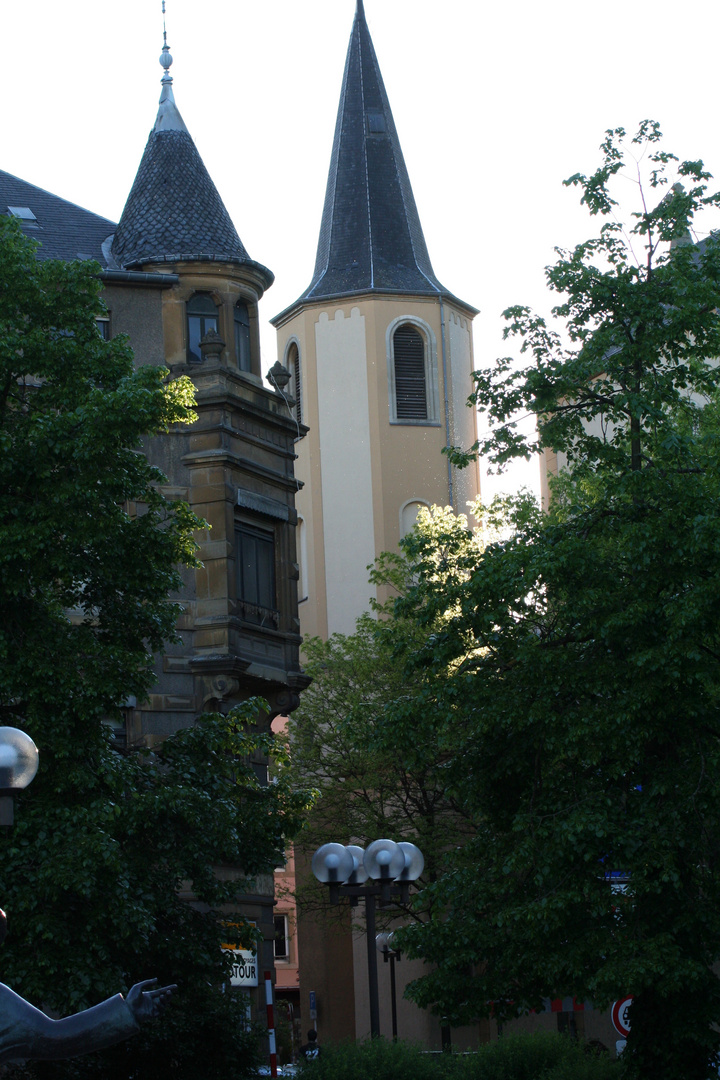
111;28;272;289
294;1;454;304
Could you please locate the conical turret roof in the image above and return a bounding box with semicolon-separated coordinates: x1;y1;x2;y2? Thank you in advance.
288;0;466;309
111;49;272;288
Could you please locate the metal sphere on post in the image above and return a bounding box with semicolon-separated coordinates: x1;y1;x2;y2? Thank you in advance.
364;839;404;905
311;843;355;904
0;727;39;827
396;842;425;903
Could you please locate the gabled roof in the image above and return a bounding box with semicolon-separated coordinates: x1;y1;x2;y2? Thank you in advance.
111;71;273;290
281;0;474;315
0;170;115;264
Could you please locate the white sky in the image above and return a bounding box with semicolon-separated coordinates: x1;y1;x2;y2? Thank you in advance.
3;0;720;501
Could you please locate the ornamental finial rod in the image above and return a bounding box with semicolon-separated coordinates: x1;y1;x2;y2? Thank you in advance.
159;0;173;85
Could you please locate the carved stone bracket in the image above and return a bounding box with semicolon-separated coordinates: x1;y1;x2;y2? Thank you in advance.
190;655;251;710
200;675;240;709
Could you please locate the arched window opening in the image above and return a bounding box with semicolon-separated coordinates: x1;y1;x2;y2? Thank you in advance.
235;301;252;372
287;342;302;426
393;324;427;420
400;500;430;538
187;293;218;363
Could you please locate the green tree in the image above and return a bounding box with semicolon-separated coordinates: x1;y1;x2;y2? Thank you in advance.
0;219;310;1079
287;533;476;922
0;216;199;725
381;125;720;1080
8;701;310;1080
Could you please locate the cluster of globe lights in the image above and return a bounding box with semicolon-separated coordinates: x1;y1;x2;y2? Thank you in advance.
311;839;424;887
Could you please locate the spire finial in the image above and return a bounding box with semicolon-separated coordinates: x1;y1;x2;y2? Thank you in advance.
159;0;173;87
153;0;187;131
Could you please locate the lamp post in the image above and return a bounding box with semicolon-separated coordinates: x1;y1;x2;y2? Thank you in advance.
0;727;39;826
376;932;401;1040
311;839;423;1039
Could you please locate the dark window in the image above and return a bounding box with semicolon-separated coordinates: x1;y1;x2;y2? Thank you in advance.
251;761;269;787
96;316;110;340
274;915;289;960
367;111;386;134
187;293;219;363
288;342;302;426
237;524;278;627
393;324;427;420
234;301;252;372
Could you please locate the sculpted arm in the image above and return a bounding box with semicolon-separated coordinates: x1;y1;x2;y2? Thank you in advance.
0;981;176;1063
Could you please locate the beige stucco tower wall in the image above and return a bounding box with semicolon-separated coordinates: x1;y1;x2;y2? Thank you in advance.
274;293;478;640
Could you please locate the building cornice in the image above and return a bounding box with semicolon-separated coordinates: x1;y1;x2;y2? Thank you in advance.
271;287;479;328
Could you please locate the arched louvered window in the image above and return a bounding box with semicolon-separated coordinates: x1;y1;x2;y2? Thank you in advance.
187;293;218;363
393;324;427;420
234;300;252;372
287;342;302;428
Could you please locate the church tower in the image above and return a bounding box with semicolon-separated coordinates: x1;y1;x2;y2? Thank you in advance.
272;0;480;640
271;0;480;1046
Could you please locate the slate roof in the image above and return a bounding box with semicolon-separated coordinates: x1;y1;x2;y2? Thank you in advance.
288;0;472;311
0;170;116;264
111;84;271;287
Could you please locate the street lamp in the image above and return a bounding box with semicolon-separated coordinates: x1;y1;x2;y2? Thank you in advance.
311;839;423;1038
376;932;402;1040
0;727;39;826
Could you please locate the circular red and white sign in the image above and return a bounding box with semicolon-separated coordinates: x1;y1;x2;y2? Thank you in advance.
611;996;633;1038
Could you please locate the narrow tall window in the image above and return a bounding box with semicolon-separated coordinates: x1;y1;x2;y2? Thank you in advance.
287;342;302;425
234;301;252;372
187;293;218;363
274;915;289;961
237;523;278;627
393;324;427;420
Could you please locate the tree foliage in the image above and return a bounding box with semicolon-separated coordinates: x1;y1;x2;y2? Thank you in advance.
287;530;476;922
452;120;720;477
5;702;309;1080
0;220;310;1079
373;125;720;1080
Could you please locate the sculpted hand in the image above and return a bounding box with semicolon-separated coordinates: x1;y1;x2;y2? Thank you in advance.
126;979;177;1023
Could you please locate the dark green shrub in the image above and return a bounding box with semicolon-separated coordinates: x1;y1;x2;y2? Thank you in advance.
455;1033;570;1080
296;1033;620;1080
296;1039;443;1080
457;1032;619;1080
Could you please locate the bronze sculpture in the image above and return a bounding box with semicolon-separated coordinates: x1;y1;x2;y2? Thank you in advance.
0;911;176;1062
